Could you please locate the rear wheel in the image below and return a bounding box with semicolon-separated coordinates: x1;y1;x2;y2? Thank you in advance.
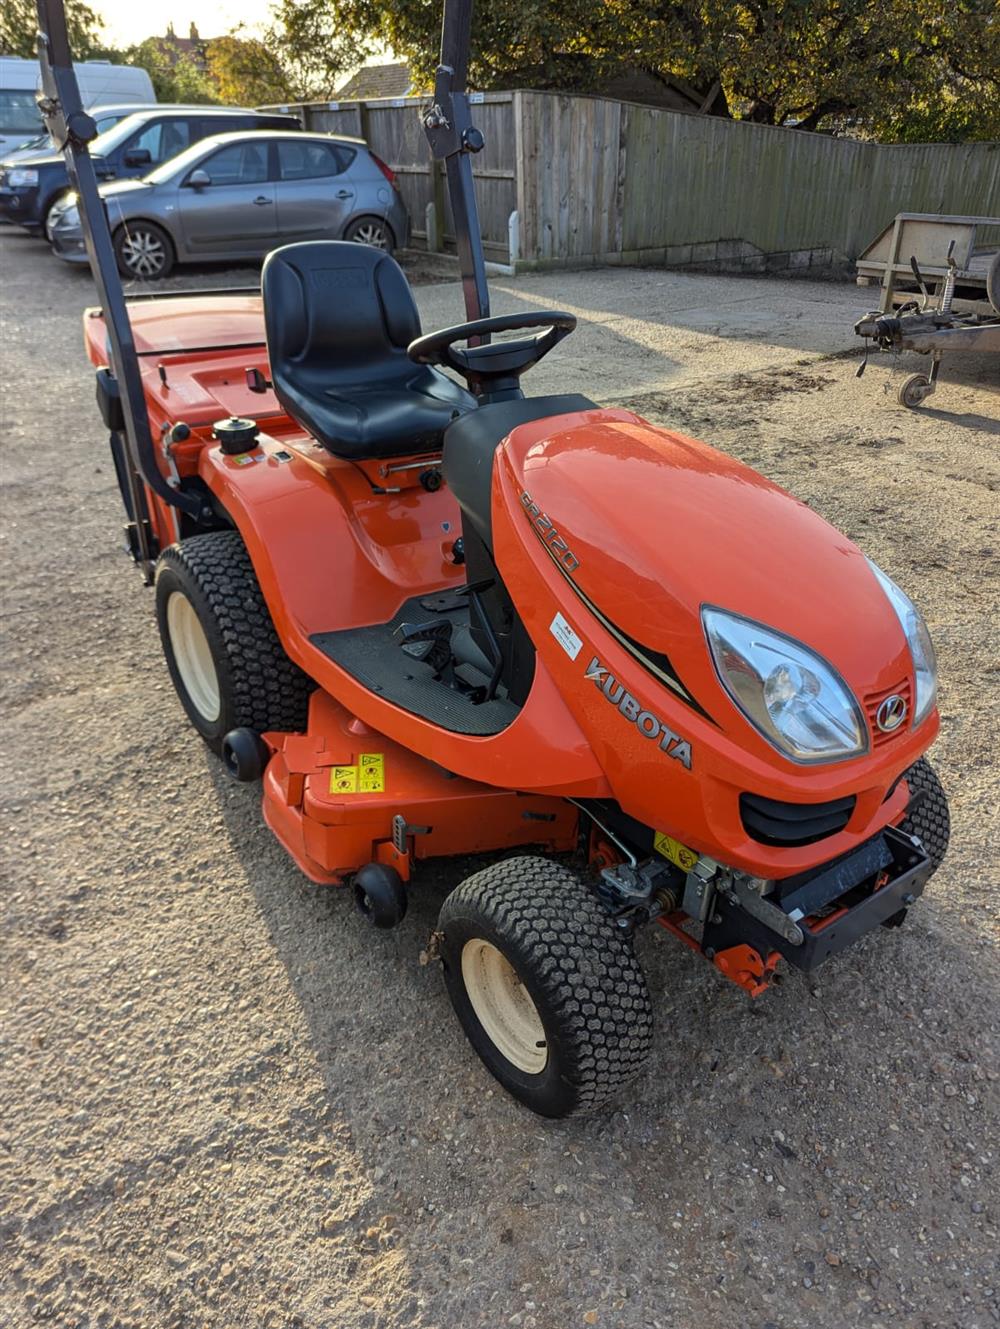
154;530;312;754
114;219;174;280
344;215;395;254
898;757;950;876
438;856;653;1117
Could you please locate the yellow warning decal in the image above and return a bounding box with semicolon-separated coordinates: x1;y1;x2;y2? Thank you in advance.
653;831;698;873
329;765;358;794
358;753;385;793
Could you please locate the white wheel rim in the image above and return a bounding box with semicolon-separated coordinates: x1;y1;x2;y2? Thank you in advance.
121;228;166;276
166;592;221;722
352;222;386;248
461;939;547;1074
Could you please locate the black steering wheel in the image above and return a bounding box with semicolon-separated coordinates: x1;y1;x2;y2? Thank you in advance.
408;310;576;395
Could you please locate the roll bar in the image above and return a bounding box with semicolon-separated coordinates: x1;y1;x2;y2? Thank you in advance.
422;0;491;331
34;0;211;581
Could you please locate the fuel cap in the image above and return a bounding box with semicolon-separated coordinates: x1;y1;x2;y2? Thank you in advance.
213;416;259;455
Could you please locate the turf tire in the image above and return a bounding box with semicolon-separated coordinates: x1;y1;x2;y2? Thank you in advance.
438;856;653;1118
154;530;312;754
898;757;949;876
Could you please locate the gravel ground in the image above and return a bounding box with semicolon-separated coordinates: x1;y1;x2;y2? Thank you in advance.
1;229;998;1329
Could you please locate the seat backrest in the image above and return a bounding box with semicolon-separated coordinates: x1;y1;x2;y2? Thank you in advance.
262;241;421;389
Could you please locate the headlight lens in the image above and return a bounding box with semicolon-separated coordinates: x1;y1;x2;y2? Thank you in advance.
867;560;937;725
703;607;867;763
52;199;78;226
9;168;39;187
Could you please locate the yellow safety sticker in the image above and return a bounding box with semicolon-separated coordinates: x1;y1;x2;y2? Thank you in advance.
653;831;699;873
358;753;385;793
329;765;358;794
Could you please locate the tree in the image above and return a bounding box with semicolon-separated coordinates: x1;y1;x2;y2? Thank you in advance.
267;0;999;142
206;35;293;106
267;0;369;100
0;0;102;59
121;37;218;104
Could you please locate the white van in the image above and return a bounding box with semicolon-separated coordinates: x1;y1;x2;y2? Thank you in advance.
0;57;155;156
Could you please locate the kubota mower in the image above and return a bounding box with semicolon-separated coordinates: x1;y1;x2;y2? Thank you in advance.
37;0;950;1117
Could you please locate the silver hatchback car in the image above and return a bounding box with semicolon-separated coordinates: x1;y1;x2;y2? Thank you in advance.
48;130;410;278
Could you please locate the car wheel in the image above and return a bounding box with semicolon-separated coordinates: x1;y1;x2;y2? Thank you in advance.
344;216;395;254
113;219;175;280
154;530;312;753
437;856;653;1117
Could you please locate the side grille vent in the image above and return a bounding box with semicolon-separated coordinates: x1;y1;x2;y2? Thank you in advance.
740;792;856;847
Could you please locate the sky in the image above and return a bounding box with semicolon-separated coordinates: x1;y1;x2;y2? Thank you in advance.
93;0;275;47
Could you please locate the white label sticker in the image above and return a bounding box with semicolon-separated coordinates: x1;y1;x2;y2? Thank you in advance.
550;611;582;661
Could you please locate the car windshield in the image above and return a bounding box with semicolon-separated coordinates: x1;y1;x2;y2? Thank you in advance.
0;90;43;135
144;136;225;184
87;113;159;158
16;131;52;152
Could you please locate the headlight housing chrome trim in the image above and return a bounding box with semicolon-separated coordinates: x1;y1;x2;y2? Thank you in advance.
866;560;937;727
702;606;869;765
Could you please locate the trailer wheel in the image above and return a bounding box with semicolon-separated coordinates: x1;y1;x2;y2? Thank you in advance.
987;253;1000;316
898;757;950;877
154;530;312;753
437;856;653;1117
897;373;933;408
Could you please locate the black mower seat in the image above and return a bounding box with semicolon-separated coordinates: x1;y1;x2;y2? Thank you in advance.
262;242;474;460
443;394;596;546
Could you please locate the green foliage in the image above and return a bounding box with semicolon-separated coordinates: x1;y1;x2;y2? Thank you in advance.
265;0;999;142
0;0;102;59
120;37;218;104
206;35;293;107
266;0;369;100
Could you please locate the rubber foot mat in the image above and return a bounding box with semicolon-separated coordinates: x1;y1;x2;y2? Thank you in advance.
310;593;519;736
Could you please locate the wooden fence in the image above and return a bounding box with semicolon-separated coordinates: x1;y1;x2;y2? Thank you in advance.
277;91;1000;273
288;93;516;260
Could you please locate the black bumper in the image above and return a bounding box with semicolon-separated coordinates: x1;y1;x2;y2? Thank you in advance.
703;825;931;972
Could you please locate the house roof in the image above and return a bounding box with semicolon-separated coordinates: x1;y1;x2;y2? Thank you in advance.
336;62;413;101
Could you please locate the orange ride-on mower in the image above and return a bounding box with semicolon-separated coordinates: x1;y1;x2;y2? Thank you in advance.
39;0;950;1117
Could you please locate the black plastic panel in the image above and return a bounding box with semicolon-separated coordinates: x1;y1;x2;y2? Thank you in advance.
740;791;856;847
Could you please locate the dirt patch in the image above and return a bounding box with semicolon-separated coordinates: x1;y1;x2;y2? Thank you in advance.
1;235;998;1329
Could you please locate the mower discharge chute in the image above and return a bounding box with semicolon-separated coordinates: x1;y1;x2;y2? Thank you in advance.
37;0;950;1117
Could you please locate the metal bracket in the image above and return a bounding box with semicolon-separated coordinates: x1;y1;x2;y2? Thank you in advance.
391;814;430;854
723;877;804;947
682;856;719;923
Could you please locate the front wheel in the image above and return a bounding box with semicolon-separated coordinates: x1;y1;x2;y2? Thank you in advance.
114;219;175;280
898;757;949;876
344;215;395;254
897;372;933;408
154;530;312;754
438;857;653;1117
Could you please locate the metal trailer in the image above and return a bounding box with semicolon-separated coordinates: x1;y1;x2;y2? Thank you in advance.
853;212;1000;408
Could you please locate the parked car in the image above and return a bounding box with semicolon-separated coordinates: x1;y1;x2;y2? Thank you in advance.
47;130;410;279
0;104;223;171
0;106;300;234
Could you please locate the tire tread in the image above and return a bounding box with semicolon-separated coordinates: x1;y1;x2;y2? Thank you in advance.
440;856;653;1115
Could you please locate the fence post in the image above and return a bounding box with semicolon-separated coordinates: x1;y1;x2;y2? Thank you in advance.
426;201;442;252
508;210;520;264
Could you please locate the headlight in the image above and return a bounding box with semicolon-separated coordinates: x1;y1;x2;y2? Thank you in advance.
867;560;937;725
8;168;39;187
51;198;78;225
703;607;867;763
